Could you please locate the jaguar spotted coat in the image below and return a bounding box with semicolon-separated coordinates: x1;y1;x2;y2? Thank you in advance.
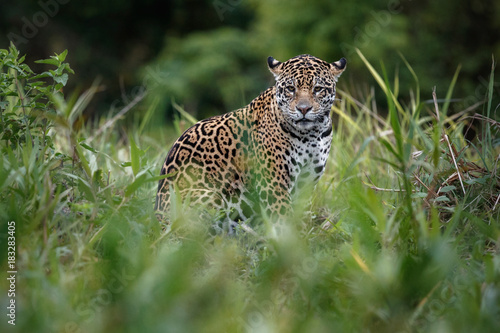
155;54;346;232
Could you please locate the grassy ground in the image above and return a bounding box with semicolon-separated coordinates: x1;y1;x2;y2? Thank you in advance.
1;45;499;332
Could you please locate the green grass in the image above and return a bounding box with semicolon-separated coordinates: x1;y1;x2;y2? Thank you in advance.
1;44;499;333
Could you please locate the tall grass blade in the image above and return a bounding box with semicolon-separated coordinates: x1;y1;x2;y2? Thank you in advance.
441;65;461;118
484;58;496;158
129;134;141;177
356;48;406;116
399;52;420;109
173;101;198;126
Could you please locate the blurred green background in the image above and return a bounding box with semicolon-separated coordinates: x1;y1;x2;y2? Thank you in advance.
1;0;499;122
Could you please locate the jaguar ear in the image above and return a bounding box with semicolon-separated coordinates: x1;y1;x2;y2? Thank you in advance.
267;56;283;78
331;57;347;78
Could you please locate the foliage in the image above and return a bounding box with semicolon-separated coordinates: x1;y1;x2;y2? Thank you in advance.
1;45;500;333
146;0;500;122
2;0;499;119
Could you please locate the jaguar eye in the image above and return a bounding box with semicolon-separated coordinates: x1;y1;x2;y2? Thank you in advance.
286;86;295;93
314;86;323;93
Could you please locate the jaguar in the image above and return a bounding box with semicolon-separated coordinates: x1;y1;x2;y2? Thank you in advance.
155;54;346;233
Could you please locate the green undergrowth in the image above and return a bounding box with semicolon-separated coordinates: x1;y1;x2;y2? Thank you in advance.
1;44;499;332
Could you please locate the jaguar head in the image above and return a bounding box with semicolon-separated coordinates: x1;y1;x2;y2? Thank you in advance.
268;54;346;130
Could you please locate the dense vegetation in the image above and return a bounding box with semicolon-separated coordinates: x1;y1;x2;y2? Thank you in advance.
1;40;499;333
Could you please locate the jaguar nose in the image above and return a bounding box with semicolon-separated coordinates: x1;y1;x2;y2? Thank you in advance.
296;104;312;116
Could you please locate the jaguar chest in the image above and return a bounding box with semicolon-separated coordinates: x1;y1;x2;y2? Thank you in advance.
286;129;332;194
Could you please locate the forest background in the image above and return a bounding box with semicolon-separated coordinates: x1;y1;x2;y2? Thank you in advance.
2;0;499;123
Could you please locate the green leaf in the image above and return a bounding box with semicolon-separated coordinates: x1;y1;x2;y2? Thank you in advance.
433;196;450;203
411;192;428;198
439;185;456;193
5;63;25;73
80;142;98;153
19;63;34;74
125;173;148;196
9;43;19;58
63;63;75;75
29;80;47;88
57;49;68;62
32;72;53;80
35;58;60;66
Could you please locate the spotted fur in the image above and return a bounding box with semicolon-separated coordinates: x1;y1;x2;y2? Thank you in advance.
155;54;346;232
